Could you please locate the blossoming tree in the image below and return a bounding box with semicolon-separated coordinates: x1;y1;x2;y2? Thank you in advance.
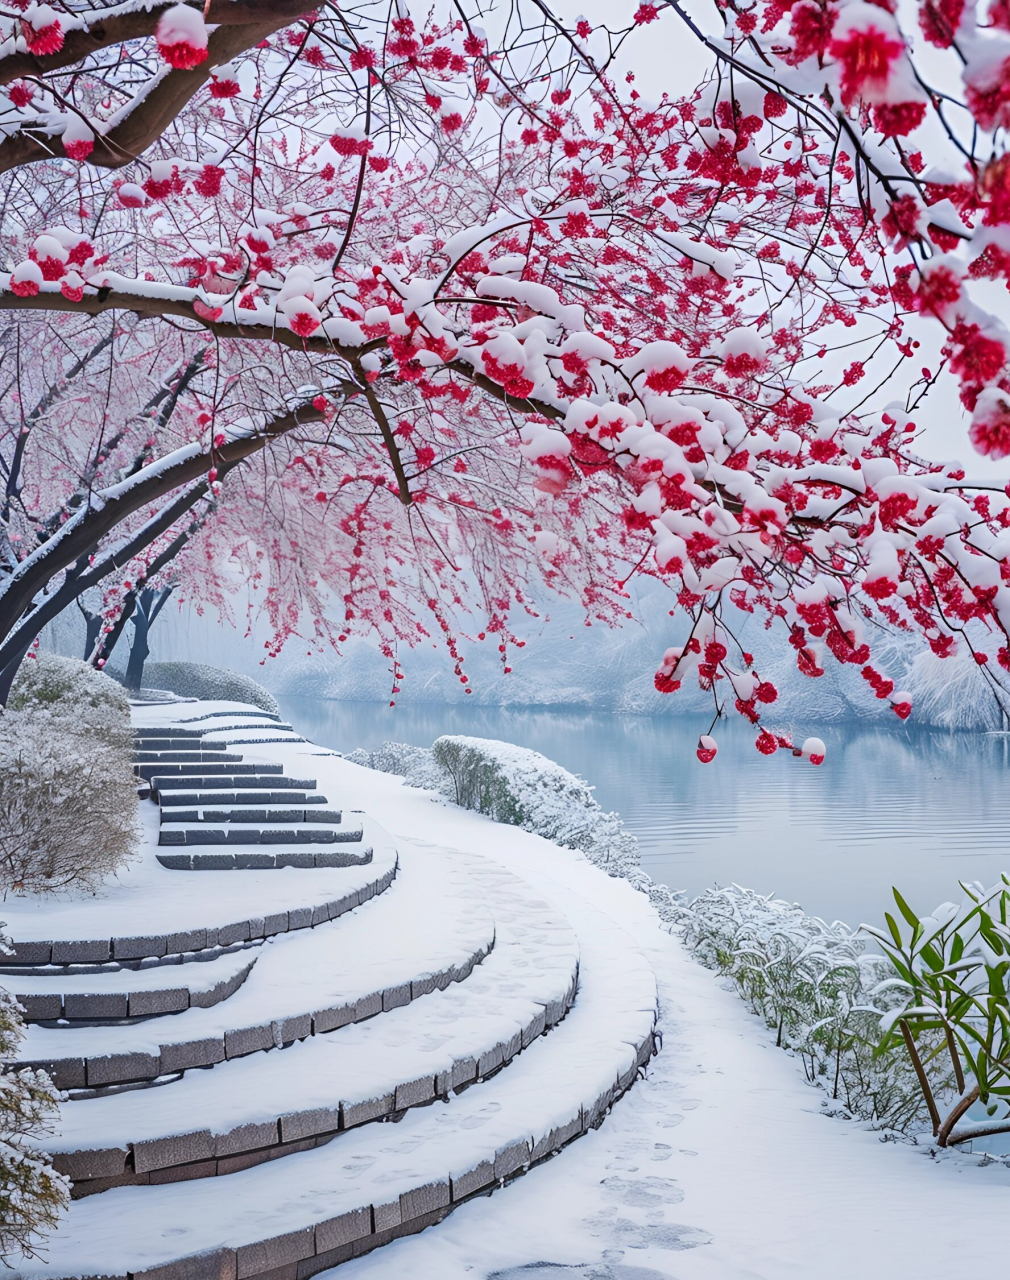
0;0;1008;760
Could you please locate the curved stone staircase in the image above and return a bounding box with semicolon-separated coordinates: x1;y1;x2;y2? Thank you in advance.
4;704;659;1280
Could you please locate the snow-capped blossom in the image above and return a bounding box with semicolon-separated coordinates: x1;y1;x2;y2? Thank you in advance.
210;61;241;99
156;4;209;70
116;183;147;209
718;329;767;378
863;541;901;598
696;734;717;763
60;270;84;302
963;41;1010;131
828;5;906;110
891;691;913;719
621;341;691;393
279;295;322;337
10;259;42;297
143;161;181;200
799;736;826;765
969;387;1010;458
919;0;964;47
30;234;67;281
21;4;63;55
330;128;372;157
7;80;32;108
520;421;573;494
61;115;94;162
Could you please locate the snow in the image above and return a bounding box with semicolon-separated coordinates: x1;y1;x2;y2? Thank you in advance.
9;701;1010;1276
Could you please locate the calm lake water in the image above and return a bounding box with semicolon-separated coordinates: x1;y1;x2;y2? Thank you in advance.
278;696;1010;934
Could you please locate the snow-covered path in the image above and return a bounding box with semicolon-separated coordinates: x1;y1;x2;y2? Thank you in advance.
318;747;1010;1280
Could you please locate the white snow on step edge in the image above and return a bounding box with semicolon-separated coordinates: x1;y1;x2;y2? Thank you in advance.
5;947;254;997
0;807;394;943
13;857;655;1277
44;851;578;1155
16;838;472;1064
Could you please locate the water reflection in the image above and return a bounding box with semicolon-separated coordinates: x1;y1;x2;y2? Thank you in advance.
278;696;1010;932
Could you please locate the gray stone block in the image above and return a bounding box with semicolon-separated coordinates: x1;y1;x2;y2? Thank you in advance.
233;853;274;869
236;1228;314;1278
193;852;236;869
494;1139;530;1181
225;831;259;846
157;854;193;870
394;1075;434;1109
260;829;296;845
87;1050;160;1086
273;852;314;868
382;983;411;1012
371;1199;401;1233
114;935;167;960
314;1207;371;1252
51;939;110;964
17;993;62;1020
247;917;265;940
65;992;128;1020
310;904;329;926
134;1129;215;1174
312;1002;353;1034
521;1009;546;1047
133;1248;237;1280
287;908;312;930
353;992;381;1021
225;1024;273;1058
263;912;288;936
28;1057;84;1089
189;830;228;846
51;1145;128;1180
7;939;52;965
451;1159;495;1200
478;1043;504;1077
331;828;364;843
278;1107;339;1143
218;921;250;946
503;1029;522;1062
342;1093;394;1128
214;1120;279;1158
159;831;187;846
273;1013;310;1044
160;1037;225;1073
129;987;189;1017
410;974;438;1001
166;928;207;954
530;1115;581;1163
400;1179;450;1222
451;1056;477;1090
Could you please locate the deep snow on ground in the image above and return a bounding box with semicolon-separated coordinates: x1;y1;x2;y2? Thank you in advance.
317;753;1010;1280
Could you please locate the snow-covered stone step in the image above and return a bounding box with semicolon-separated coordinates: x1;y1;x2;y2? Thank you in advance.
47;856;577;1195
15;842;475;1093
147;762;285;780
156;845;373;870
157;788;328;808
152;774;316;795
158;823;364;847
2;823;397;983
168;710;283;723
9;950;257;1022
134;741;233;754
134;751;246;765
160;805;342;823
18;881;657;1279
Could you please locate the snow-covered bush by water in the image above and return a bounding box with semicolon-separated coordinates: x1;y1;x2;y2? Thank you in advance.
0;941;67;1260
140;663;279;715
0;654;137;896
349;735;640;877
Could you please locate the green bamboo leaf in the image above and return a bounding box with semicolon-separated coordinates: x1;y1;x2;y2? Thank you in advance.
892;889;920;931
884;912;904;949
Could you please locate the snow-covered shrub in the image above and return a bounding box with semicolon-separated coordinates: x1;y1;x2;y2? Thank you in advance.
0;654;137;896
678;885;934;1132
0;935;68;1261
432;735;640;874
141;662;280;715
344;741;447;792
